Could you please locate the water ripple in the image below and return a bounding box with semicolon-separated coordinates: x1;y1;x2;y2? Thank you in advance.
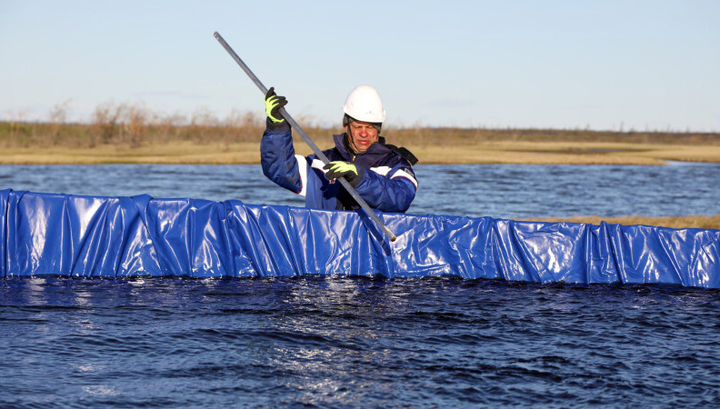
2;162;720;217
3;277;720;407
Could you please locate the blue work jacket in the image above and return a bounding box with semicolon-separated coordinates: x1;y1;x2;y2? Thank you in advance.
261;124;417;213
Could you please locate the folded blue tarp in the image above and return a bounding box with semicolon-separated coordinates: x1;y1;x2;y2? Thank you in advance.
1;189;719;287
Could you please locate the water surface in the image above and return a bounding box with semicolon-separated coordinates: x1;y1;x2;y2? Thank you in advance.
1;163;720;408
1;162;719;218
2;277;719;408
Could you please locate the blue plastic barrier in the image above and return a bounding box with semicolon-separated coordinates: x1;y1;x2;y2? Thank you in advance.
1;189;719;287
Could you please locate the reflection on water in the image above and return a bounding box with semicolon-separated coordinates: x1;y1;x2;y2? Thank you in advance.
2;277;719;407
1;162;719;218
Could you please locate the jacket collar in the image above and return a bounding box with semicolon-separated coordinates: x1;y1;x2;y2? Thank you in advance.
333;133;391;161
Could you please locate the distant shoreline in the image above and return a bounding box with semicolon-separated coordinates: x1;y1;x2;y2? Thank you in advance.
2;119;720;165
3;140;720;166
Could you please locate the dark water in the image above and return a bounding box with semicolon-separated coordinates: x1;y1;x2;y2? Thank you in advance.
2;163;720;408
2;278;719;408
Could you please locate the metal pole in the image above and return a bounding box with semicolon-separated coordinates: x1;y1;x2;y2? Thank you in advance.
214;31;397;242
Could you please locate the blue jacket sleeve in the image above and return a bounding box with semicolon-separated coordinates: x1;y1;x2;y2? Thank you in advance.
353;164;417;213
260;124;303;194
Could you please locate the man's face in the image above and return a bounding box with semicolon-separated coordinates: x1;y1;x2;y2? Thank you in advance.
346;121;379;154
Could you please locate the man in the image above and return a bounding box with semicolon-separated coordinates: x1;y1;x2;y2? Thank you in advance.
260;85;418;213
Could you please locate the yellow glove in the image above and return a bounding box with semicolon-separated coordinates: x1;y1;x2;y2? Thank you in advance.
264;87;287;126
323;161;360;185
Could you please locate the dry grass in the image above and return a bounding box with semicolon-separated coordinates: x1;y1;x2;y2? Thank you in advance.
2;103;720;165
5;140;720;165
1;142;262;164
526;214;720;231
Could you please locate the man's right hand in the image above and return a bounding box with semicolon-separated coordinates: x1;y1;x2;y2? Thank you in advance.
265;87;288;125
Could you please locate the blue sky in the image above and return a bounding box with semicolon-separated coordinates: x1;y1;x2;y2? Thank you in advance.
1;0;719;131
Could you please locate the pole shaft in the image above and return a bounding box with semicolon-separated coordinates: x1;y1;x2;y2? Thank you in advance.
213;32;397;242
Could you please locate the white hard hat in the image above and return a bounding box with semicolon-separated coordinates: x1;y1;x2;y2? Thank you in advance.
342;85;386;124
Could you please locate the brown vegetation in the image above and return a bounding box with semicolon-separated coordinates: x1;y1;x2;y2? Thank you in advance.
3;102;720;165
2;102;267;149
526;214;720;231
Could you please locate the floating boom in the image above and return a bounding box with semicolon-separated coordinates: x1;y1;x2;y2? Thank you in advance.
1;189;719;287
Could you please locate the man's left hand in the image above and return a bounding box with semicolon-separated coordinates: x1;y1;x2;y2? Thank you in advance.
323;161;361;186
